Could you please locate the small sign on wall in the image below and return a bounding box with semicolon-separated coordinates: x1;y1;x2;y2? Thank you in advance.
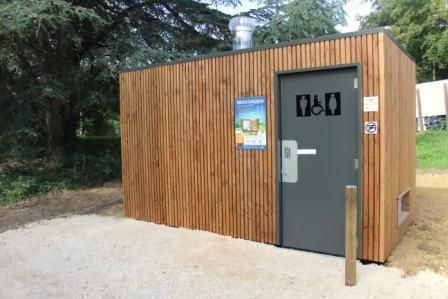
365;121;378;135
363;96;379;112
235;96;267;150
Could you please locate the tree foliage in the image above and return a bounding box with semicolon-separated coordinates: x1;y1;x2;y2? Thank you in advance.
1;0;348;160
361;0;448;82
246;0;346;45
0;0;233;159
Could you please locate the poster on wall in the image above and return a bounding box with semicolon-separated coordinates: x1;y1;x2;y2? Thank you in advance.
235;96;267;150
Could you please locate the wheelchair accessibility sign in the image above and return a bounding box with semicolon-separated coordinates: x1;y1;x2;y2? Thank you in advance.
365;121;378;135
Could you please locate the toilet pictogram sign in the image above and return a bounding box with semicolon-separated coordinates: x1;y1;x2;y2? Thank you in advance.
296;92;341;117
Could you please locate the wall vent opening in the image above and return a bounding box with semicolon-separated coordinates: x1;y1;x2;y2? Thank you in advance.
397;188;410;226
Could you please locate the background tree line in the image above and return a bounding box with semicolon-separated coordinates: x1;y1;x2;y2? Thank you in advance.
0;0;446;202
0;0;348;161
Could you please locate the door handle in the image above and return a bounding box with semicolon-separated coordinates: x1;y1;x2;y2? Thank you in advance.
281;140;298;183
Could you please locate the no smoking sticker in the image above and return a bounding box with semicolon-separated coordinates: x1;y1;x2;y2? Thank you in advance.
365;121;378;135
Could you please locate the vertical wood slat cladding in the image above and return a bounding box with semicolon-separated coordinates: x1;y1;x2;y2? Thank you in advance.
380;36;417;261
119;31;416;262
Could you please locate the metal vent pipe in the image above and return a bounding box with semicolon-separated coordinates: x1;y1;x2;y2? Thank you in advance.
229;16;257;50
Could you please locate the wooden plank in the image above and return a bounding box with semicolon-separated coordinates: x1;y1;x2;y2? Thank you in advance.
320;41;325;66
335;38;341;65
345;185;357;286
247;51;254;241
142;70;149;222
197;59;205;230
232;53;238;238
179;62;187;227
291;45;297;68
365;34;375;261
254;50;261;241
129;73;135;219
268;47;275;243
260;49;268;242
210;58;218;233
335;39;341;65
189;61;197;229
378;33;386;261
144;70;150;221
205;59;213;232
159;66;165;223
287;46;292;71
180;62;187;227
151;68;157;222
171;64;178;226
325;40;330;65
163;66;171;224
315;42;320;67
137;71;144;220
372;33;380;261
127;73;133;218
218;56;227;236
235;52;243;239
341;38;346;64
305;43;311;68
146;69;154;222
225;55;232;237
309;43;315;67
330;39;335;65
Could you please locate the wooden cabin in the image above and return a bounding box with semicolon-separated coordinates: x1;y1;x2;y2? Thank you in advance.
119;28;416;263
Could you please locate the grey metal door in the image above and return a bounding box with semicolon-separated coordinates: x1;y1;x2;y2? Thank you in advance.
278;67;359;256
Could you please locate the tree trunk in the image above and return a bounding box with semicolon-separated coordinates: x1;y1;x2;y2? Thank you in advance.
63;94;80;155
46;99;65;159
433;61;437;81
46;97;79;159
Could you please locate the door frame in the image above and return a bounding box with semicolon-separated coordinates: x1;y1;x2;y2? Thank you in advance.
275;64;363;257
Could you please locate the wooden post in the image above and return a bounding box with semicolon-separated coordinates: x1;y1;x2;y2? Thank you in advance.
345;185;357;286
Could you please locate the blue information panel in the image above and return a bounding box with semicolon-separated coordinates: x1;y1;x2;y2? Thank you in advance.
235;96;267;150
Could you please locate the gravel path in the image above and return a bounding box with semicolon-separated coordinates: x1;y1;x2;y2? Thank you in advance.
1;215;447;299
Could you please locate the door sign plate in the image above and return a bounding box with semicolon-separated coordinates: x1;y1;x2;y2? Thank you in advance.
363;96;379;112
281;140;298;183
296;92;342;117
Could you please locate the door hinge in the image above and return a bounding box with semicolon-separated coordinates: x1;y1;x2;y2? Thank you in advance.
354;78;358;89
354;158;359;170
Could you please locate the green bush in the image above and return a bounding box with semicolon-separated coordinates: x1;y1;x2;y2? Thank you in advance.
0;136;121;204
75;136;121;155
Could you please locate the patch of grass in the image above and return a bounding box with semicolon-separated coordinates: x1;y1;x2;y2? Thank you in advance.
416;131;448;169
0;137;121;205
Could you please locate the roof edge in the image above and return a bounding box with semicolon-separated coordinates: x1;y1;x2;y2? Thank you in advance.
120;27;414;74
381;30;416;63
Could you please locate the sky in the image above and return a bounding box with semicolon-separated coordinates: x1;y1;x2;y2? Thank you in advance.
216;0;374;33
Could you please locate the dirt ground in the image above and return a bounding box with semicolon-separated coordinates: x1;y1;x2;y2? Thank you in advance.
387;169;448;276
0;170;447;277
0;182;123;234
